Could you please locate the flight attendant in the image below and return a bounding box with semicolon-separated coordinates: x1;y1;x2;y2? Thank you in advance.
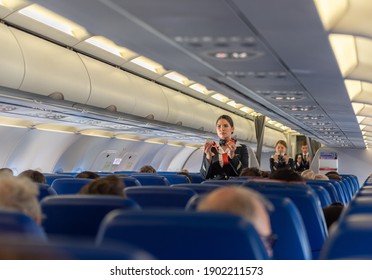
294;141;311;172
200;115;248;180
269;140;294;172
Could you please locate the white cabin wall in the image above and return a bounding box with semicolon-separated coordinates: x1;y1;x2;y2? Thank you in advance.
6;129;79;174
0;127;31;170
183;149;204;173
154;146;197;171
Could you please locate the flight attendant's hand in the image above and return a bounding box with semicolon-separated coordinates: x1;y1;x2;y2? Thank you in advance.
226;141;236;159
283;155;290;164
203;141;214;162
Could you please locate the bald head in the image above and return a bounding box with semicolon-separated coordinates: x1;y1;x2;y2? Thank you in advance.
197;187;272;237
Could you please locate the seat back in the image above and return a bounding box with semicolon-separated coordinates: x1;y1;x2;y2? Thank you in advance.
51;178;93;194
38;183;57;202
201;179;245;186
121;176;141;186
41;195;140;239
320;214;372;259
130;175;170;186
0;238;153;260
161;174;190;184
306;180;344;204
125;187;197;209
188;173;204;183
308;185;332;207
96;210;269;260
244;181;327;259
0;210;46;240
171;183;222;194
44;174;73;185
266;195;312;260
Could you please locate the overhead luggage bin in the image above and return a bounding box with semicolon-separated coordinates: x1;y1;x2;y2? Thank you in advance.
81;54;136;115
11;28;91;104
0;24;24;89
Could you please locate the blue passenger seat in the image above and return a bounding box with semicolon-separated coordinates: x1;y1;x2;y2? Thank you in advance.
243;180;327;259
96;210;269;260
171;183;222;194
0;210;46;240
125;186;197;210
266;195;312;260
41;195;140;240
50;178;93;194
320;214;372;259
130;175;170;186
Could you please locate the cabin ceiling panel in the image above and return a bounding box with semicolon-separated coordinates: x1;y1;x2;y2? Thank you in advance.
15;0;371;148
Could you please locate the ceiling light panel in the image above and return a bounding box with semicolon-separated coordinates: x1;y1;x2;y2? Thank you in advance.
10;4;89;45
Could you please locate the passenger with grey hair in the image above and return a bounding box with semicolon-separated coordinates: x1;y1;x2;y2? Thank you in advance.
314;173;329;180
0;177;41;224
301;169;315;180
197;186;274;257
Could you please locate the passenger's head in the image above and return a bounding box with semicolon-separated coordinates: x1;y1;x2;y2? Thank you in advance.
177;172;192;183
240;167;261;177
75;171;100;179
325;171;342;181
0;177;41;224
301;141;308;154
0;168;13;178
274;140;287;155
314;173;329;180
301;169;315;180
260;171;270;178
197;186;273;256
18;170;46;184
269;169;305;183
322;202;344;230
139;165;156;173
216;115;234;140
79;175;126;197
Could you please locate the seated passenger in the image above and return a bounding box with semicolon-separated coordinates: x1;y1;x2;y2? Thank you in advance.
177;171;192;183
269;169;305;183
0;176;41;224
301;169;315;180
79;175;126;197
197;186;274;257
75;171;100;179
18;169;46;184
0;168;13;177
325;171;342;181
322;202;344;230
240;167;262;177
139;165;156;173
314;173;329;180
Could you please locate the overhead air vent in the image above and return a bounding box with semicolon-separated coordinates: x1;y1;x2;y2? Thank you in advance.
294;114;325;120
207;50;262;61
280;105;317;112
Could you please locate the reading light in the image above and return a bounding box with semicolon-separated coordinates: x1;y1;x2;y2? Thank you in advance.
189;83;209;95
164;71;190;85
211;93;230;103
18;4;87;37
329;34;358;77
85;36;124;57
130;56;163;73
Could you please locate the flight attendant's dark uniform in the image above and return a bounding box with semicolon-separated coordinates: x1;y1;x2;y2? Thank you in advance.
200;141;248;180
294;153;310;172
269;155;294;173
